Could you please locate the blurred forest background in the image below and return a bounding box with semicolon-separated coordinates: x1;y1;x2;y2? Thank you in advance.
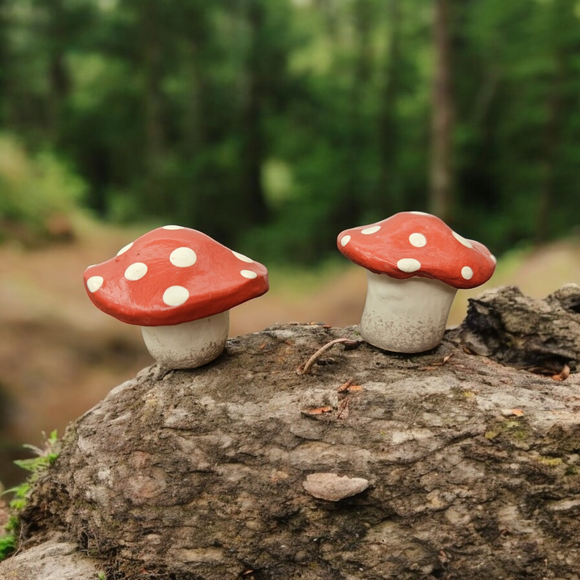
1;0;580;257
1;0;580;485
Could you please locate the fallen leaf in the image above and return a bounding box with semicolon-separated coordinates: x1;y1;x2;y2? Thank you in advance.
347;384;363;392
442;354;453;364
552;364;571;381
501;408;524;417
301;406;333;416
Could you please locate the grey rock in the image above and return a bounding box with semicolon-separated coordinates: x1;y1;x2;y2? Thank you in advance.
0;536;100;579
2;305;580;580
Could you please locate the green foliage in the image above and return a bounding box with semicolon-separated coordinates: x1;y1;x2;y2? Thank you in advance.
0;529;16;561
0;135;86;243
0;431;60;562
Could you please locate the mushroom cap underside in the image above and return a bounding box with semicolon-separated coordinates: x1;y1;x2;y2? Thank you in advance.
84;226;269;326
337;211;496;289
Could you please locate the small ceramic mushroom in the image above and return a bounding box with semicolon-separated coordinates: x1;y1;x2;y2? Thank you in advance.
84;225;269;369
337;211;496;353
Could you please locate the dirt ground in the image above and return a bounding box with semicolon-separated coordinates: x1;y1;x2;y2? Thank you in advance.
0;218;579;485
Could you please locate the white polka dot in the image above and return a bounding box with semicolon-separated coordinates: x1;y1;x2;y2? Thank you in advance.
170;247;197;268
124;262;148;281
397;259;421;273
490;254;497;264
232;251;253;263
409;211;431;216
452;231;473;249
241;270;258;279
462;266;474;280
361;226;381;235
163;286;189;307
163;225;183;230
87;276;104;292
409;233;427;248
117;242;133;256
340;235;351;247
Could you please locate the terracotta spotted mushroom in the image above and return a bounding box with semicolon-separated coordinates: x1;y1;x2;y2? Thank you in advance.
337;211;496;353
84;225;269;369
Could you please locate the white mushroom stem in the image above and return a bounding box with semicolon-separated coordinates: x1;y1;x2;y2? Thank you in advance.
360;272;457;353
141;311;230;369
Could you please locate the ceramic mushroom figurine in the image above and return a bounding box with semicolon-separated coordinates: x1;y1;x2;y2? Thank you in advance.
337;211;496;353
84;225;269;369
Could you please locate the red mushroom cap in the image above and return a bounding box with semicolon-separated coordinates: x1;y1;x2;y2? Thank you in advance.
337;211;496;289
84;226;269;326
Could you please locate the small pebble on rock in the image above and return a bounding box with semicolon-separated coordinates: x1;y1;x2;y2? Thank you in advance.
303;473;369;502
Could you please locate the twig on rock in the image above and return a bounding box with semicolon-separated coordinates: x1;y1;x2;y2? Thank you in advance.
337;379;354;392
336;398;350;420
298;338;360;375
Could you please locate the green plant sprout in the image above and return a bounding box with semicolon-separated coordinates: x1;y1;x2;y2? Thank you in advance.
0;430;60;561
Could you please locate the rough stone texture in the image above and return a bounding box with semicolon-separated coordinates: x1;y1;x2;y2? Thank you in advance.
0;535;101;579
3;286;580;579
460;283;580;373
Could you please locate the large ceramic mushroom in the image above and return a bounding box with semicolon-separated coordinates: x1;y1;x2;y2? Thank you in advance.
337;211;496;353
84;225;269;369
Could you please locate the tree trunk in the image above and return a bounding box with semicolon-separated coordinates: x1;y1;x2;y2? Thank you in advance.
46;0;71;141
241;0;269;227
335;0;374;229
0;0;10;127
141;0;167;216
535;52;564;244
184;39;208;160
4;285;580;579
376;0;402;214
429;0;454;221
